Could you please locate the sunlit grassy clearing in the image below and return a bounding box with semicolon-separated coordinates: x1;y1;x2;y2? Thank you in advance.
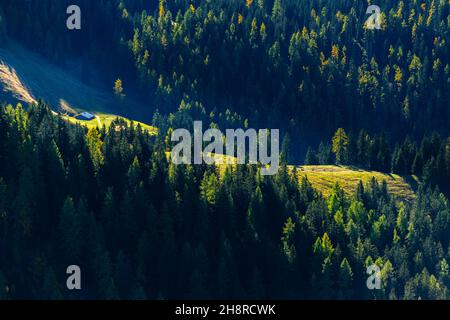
62;113;158;135
163;150;416;202
295;165;417;202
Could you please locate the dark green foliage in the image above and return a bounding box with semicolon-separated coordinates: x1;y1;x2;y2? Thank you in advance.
0;102;448;299
126;0;449;140
2;0;448;143
310;129;450;196
0;0;449;301
304;147;319;165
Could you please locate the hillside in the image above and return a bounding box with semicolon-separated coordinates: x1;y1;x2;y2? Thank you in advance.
0;41;157;133
208;152;418;201
171;151;417;201
0;45;419;201
295;165;417;202
0;0;449;301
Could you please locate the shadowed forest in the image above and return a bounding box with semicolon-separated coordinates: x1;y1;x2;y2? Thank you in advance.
0;0;449;300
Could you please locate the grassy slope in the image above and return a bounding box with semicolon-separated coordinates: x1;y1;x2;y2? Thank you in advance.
295;165;417;202
61;113;158;134
0;42;157;133
209;153;417;201
166;151;417;201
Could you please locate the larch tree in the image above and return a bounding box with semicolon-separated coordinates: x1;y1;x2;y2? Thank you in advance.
114;79;125;98
332;128;349;165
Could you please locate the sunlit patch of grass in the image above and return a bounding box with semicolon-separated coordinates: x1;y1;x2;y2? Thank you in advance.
294;165;417;202
0;62;36;105
61;113;158;135
162;152;417;202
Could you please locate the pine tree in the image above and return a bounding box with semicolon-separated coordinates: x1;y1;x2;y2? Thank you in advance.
305;147;318;165
58;197;81;262
332;128;349;165
338;258;353;298
282;217;296;264
217;255;230;299
114;251;132;298
249;265;266;299
271;0;283;23
114;79;125;97
94;247;118;299
247;186;265;240
86;128;104;173
42;268;63;300
318;142;333;165
328;183;347;215
12;167;35;236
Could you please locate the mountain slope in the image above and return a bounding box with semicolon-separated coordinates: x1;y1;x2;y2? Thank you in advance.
0;41;156;132
296;165;417;202
187;152;417;201
0;42;417;201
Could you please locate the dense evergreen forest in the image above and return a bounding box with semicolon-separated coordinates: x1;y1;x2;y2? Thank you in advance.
1;0;449;141
0;102;449;299
129;0;450;139
0;0;449;300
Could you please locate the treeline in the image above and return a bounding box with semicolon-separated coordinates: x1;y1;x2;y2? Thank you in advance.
0;102;449;299
305;129;390;172
305;128;450;195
